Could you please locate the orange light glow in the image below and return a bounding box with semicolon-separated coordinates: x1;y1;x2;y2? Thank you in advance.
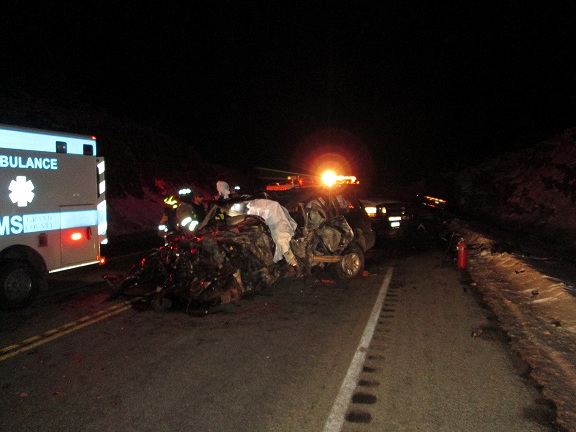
266;184;292;191
321;170;358;187
291;128;374;186
98;256;106;265
321;170;337;187
71;232;83;241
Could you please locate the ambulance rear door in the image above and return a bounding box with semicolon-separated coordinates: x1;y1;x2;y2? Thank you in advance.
59;205;99;269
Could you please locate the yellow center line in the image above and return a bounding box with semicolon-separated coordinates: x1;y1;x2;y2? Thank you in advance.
0;298;142;362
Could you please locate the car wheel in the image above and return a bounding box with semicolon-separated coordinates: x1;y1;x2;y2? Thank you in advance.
334;242;365;279
0;262;39;310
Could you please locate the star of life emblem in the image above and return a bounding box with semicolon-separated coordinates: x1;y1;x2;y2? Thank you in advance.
9;176;35;207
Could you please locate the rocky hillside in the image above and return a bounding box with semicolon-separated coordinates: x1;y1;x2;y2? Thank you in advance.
455;127;576;251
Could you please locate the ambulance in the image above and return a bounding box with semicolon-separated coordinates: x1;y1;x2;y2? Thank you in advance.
0;124;107;309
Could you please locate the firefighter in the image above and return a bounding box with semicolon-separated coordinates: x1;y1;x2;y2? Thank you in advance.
176;187;205;232
211;181;231;223
158;195;179;239
190;189;207;223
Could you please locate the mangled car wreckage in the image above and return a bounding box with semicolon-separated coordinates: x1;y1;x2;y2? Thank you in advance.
108;192;367;311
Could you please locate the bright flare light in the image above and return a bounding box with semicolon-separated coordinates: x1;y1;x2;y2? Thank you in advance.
321;170;358;187
321;170;337;187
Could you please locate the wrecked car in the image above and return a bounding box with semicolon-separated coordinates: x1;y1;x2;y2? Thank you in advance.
107;192;363;311
267;184;375;272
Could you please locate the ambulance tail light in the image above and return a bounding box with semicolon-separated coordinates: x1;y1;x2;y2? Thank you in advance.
69;227;93;241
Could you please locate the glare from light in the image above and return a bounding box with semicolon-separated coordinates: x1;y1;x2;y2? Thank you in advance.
230;202;247;215
364;206;377;216
321;170;337;187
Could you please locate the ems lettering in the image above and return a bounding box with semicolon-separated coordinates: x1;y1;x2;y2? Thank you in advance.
0;155;58;170
0;215;23;235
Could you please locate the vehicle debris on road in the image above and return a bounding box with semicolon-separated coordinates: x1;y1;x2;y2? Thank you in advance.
107;189;368;312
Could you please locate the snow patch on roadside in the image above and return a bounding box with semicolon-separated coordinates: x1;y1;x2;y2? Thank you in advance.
456;222;576;431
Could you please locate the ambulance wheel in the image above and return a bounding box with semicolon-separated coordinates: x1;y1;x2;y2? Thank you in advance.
333;242;365;279
0;262;40;310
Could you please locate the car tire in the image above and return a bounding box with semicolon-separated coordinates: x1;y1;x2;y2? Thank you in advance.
334;242;365;279
0;261;40;310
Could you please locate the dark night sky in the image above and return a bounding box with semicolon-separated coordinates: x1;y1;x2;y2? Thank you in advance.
1;1;575;187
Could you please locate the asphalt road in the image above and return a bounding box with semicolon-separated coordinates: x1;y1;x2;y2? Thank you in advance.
0;241;561;431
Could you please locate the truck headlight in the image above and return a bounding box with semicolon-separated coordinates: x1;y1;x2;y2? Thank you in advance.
364;206;377;217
